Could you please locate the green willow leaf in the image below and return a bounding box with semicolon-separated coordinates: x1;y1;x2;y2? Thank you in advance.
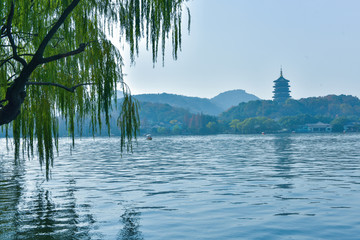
0;0;190;179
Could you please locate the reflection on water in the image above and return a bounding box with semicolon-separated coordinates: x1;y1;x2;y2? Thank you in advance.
117;208;143;240
273;135;294;188
15;180;95;240
0;158;96;239
0;156;24;240
1;134;360;239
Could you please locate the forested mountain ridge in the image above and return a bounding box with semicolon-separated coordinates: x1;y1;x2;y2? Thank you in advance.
133;93;223;115
138;102;190;125
221;94;360;120
57;101;217;136
119;94;360;135
127;90;260;115
3;94;359;138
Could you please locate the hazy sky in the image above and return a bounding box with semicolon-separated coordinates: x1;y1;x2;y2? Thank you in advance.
120;0;360;100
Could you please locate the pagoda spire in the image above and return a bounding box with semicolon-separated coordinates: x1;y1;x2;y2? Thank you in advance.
280;66;283;77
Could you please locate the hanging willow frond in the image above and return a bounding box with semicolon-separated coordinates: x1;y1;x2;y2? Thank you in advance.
118;82;140;153
0;0;190;179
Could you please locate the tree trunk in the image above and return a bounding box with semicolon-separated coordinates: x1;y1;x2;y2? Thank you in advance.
0;78;26;125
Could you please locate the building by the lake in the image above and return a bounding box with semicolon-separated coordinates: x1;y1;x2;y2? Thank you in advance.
295;122;332;133
306;122;332;133
273;68;291;103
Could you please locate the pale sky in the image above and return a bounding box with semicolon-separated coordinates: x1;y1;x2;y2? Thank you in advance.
120;0;360;100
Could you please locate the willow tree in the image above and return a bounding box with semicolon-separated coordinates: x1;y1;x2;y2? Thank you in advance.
0;0;189;175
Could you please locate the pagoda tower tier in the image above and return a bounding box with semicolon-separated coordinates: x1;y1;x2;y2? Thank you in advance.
273;68;291;103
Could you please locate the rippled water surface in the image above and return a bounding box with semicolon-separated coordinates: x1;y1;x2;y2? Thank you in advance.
1;134;360;239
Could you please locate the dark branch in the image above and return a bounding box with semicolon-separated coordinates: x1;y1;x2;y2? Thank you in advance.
7;73;17;82
50;37;65;48
0;56;14;68
0;55;31;68
41;43;87;63
0;23;6;36
6;2;27;67
34;0;81;59
19;54;35;57
26;81;94;93
0;0;83;126
7;60;17;75
0;56;18;74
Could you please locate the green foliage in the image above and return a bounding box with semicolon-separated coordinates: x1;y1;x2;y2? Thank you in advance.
134;101;220;135
221;95;360;121
30;97;360;137
1;0;189;177
138;101;189;124
237;117;280;134
172;124;181;134
278;114;317;131
184;113;217;134
156;126;169;135
229;119;240;133
206;121;218;133
330;116;357;132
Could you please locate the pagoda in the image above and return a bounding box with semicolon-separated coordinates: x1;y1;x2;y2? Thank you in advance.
273;68;291;103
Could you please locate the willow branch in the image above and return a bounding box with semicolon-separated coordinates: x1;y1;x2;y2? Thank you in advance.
8;61;17;74
41;43;87;64
26;81;94;92
0;0;82;126
0;54;32;68
6;2;27;67
7;73;17;82
0;56;13;68
51;37;65;48
0;24;6;36
34;0;81;59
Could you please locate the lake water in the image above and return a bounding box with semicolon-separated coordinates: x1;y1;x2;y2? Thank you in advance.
1;134;360;239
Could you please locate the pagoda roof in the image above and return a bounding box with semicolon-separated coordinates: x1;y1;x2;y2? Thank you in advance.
273;68;290;82
274;76;289;83
273;90;291;93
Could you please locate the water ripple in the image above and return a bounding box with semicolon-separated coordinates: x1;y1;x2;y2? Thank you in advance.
1;133;360;239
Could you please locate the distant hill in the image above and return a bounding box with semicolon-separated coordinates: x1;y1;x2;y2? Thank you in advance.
122;90;260;116
221;94;360;121
137;101;218;135
210;89;260;111
138;101;190;124
3;94;360;138
133;93;223;115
